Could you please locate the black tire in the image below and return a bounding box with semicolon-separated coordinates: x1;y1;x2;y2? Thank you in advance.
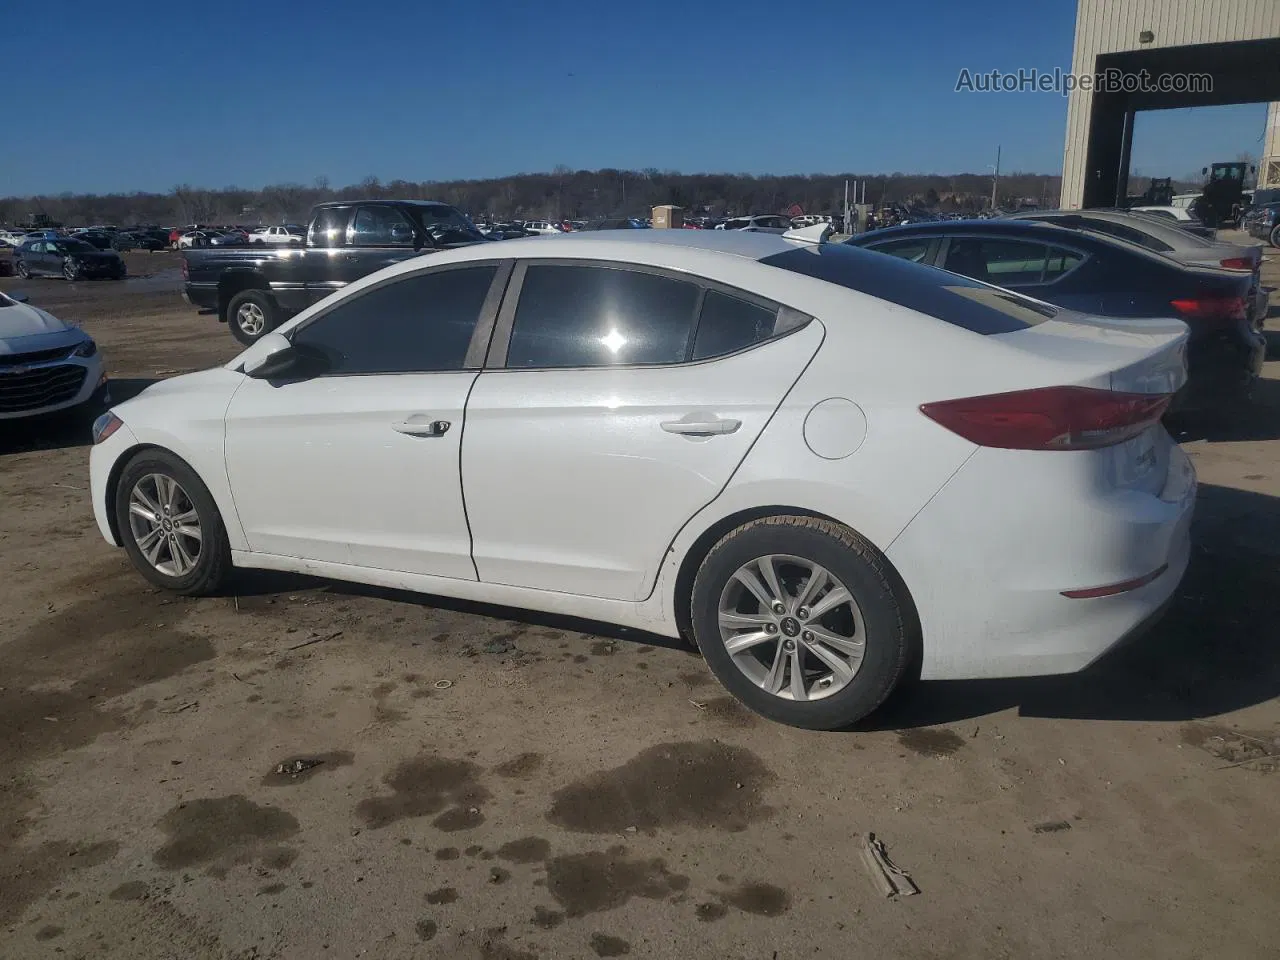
1270;225;1280;249
62;260;78;281
226;288;278;346
16;260;30;279
113;449;232;596
690;515;914;730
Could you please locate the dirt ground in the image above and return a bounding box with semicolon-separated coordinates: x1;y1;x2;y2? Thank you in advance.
1;245;1278;960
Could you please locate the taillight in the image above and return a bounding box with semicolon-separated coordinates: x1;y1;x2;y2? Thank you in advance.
1170;295;1247;325
920;386;1169;451
1218;257;1252;270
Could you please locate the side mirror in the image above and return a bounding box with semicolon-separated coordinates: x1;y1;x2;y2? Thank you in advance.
242;331;296;379
9;291;29;303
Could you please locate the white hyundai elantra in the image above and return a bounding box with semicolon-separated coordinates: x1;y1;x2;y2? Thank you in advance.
89;228;1196;729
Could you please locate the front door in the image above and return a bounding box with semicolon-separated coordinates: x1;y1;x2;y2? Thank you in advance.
462;261;822;601
223;262;505;577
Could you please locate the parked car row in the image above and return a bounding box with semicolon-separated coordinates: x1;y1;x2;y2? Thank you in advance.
1242;199;1280;248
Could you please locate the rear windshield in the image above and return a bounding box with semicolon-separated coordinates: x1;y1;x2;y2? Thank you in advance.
760;243;1055;333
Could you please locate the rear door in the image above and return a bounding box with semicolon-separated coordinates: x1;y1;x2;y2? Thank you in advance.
461;260;821;601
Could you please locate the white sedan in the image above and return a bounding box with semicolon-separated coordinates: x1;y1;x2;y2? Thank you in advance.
1;290;108;420
88;228;1195;729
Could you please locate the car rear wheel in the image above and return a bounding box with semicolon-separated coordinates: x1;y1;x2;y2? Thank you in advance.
1270;225;1280;249
62;261;78;281
114;449;231;596
690;515;913;730
227;289;278;346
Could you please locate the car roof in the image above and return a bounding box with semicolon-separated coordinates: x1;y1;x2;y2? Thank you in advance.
474;228;805;261
849;217;1189;266
1006;208;1211;246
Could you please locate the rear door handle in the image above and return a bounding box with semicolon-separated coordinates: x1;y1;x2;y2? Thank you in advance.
392;417;451;437
661;414;741;437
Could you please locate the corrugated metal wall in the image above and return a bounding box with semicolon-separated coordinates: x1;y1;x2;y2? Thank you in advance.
1061;0;1280;207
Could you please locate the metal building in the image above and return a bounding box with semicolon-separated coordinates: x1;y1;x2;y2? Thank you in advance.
1061;0;1280;208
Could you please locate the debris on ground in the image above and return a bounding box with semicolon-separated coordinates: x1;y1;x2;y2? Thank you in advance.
275;758;325;778
860;833;919;898
287;630;343;651
1032;820;1072;834
433;680;454;690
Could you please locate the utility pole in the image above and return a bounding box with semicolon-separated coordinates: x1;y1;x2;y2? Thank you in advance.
991;145;1001;211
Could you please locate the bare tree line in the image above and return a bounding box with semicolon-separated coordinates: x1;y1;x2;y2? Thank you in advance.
1;168;1072;227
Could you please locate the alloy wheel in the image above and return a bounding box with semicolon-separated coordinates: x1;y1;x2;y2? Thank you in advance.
236;302;266;337
63;261;77;281
717;554;866;702
127;473;203;577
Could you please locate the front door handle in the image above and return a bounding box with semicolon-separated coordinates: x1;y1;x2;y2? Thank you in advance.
392;417;451;437
661;414;741;437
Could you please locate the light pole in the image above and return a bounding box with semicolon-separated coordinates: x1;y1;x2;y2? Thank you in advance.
990;145;1001;211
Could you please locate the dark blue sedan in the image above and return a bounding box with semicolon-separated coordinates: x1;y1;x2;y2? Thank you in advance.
847;219;1264;413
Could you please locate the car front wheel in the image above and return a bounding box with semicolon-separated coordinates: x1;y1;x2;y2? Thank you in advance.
62;260;79;281
114;449;231;595
690;515;914;730
16;260;30;279
1270;225;1280;249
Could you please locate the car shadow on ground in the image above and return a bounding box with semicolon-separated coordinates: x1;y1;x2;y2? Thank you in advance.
865;482;1280;730
1167;374;1280;443
223;571;690;653
0;378;157;456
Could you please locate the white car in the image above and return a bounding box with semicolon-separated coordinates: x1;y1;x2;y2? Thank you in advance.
716;215;793;233
1;291;108;420
88;229;1194;729
0;229;30;247
522;220;563;236
249;225;306;245
1131;205;1200;223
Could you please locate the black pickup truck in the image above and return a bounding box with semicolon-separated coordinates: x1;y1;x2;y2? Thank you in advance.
183;199;490;344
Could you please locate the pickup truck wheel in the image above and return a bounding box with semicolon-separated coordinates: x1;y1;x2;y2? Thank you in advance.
227;289;278;346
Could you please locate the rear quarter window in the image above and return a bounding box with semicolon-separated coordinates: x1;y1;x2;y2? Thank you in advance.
763;242;1054;334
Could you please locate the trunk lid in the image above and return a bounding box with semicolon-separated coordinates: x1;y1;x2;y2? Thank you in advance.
985;311;1189;497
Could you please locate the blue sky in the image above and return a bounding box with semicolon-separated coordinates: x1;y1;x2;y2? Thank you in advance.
3;0;1269;195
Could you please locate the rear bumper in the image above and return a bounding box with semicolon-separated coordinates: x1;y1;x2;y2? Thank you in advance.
184;283;219;311
887;436;1196;680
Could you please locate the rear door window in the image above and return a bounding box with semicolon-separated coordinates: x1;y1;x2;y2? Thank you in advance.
506;265;699;368
692;290;782;360
945;239;1050;287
